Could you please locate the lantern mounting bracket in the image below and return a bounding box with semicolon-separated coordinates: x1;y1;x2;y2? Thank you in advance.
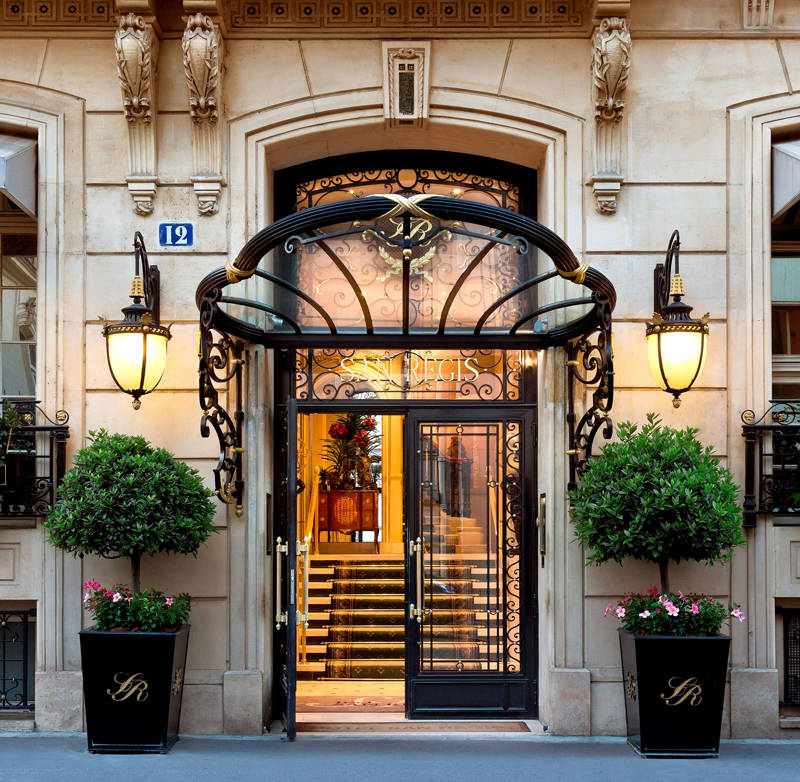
653;229;680;317
133;230;161;323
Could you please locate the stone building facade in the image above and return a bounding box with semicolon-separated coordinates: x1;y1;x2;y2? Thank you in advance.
0;0;799;739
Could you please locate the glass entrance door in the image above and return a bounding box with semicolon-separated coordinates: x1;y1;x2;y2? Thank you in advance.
405;411;536;718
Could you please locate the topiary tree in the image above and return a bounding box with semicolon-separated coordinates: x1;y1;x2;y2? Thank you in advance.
45;430;218;592
567;413;745;594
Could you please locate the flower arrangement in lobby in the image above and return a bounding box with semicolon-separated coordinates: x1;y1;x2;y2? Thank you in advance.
605;588;744;637
568;413;745;595
82;581;191;632
320;413;381;490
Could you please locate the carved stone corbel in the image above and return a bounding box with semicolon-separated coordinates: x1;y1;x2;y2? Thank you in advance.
590;15;631;216
183;12;224;216
115;12;159;216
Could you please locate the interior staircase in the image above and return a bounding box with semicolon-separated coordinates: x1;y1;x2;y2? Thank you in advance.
299;546;497;681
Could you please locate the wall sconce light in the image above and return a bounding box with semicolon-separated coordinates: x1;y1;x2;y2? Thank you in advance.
646;231;709;408
103;232;171;409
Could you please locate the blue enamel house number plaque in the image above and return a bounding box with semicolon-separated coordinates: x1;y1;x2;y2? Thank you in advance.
159;222;194;247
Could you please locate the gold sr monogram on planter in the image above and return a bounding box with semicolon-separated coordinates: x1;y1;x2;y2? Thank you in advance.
107;672;149;702
660;677;702;706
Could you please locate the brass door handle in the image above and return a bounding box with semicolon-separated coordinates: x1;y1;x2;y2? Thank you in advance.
409;537;424;623
275;537;288;628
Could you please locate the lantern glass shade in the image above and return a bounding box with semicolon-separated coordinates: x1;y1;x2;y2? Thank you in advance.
106;330;169;395
647;329;707;394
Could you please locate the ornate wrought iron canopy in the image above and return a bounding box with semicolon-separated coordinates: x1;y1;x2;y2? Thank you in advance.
195;194;616;349
196;194;617;513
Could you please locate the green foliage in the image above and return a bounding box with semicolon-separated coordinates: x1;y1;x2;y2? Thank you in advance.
607;589;744;637
83;580;191;632
568;413;745;570
45;430;218;562
0;403;29;462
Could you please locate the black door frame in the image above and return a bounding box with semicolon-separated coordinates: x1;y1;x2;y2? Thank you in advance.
274;348;538;726
404;407;538;720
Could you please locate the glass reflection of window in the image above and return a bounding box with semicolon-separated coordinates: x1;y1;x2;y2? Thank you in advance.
289;168;534;335
0;234;37;399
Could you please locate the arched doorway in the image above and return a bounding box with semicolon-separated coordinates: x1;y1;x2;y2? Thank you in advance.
196;154;615;736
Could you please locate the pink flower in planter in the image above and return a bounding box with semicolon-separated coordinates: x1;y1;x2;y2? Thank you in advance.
125;597;133;603
112;592;122;603
731;608;745;622
664;602;679;617
687;602;700;615
639;610;651;619
604;603;612;617
647;586;659;597
83;593;90;603
615;606;626;619
165;597;174;606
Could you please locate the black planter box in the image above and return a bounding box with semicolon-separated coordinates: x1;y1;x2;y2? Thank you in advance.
618;629;730;758
79;625;190;753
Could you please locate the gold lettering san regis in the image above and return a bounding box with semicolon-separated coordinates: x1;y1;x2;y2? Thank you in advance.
107;672;149;702
660;677;703;707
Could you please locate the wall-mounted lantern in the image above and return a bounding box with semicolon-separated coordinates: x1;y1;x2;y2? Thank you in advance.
646;231;709;408
103;232;171;409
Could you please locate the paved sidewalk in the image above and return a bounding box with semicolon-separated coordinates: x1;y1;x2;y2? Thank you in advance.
2;735;798;782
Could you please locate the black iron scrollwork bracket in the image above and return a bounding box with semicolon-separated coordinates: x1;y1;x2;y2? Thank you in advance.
199;294;245;516
566;293;615;491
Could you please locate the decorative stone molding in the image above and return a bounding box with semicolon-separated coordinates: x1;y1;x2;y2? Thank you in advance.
183;12;224;216
744;0;774;28
115;12;159;216
590;15;630;215
228;0;585;31
382;42;430;129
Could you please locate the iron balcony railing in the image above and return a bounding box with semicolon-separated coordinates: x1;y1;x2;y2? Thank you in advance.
741;402;800;528
0;608;35;711
0;401;69;526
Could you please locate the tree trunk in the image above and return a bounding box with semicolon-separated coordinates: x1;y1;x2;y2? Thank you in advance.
659;560;670;595
131;551;141;594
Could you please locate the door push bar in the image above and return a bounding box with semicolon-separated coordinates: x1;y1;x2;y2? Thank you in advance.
275;537;288;629
408;537;424;623
274;535;311;629
538;494;546;568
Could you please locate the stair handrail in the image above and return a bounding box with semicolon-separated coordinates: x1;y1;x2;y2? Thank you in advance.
306;466;320;555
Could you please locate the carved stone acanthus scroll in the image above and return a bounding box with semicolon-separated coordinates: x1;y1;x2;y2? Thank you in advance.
183;13;224;216
591;16;631;216
115;13;159;216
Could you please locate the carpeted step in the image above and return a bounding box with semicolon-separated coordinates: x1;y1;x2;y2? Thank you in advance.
327;642;404;660
329;609;477;626
331;593;474;611
325;660;405;679
333;578;475;596
334;564;405;580
328;624;478;643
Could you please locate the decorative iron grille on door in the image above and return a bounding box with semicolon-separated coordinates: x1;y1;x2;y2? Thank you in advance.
784;608;800;708
415;421;521;675
0;608;35;710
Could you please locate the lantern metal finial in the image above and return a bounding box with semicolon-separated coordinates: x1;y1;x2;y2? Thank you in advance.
129;275;146;299
668;273;684;297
